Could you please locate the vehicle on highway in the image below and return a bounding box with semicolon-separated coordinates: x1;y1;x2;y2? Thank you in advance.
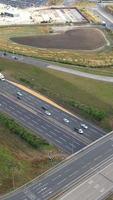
0;73;5;81
74;127;84;134
102;21;106;27
3;52;7;56
45;110;51;116
41;106;47;111
17;91;23;99
81;123;88;129
12;55;18;60
63;118;69;123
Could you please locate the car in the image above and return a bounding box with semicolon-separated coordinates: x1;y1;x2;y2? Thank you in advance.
45;110;51;116
1;78;5;81
63;118;69;123
78;129;84;134
0;73;5;81
12;56;18;60
17;91;23;99
81;123;88;129
3;52;7;56
41;106;47;111
14;56;18;60
74;127;83;134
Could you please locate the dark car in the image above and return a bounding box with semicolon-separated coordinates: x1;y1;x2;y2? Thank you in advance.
3;52;7;56
74;127;83;134
41;106;47;111
14;56;18;60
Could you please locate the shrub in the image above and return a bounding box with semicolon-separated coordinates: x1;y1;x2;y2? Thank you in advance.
68;100;106;121
0;112;49;149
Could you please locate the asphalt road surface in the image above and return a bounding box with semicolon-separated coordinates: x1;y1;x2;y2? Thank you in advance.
60;161;113;200
0;0;47;8
94;4;113;30
0;51;113;82
0;93;87;154
1;131;113;200
48;65;113;83
0;80;105;143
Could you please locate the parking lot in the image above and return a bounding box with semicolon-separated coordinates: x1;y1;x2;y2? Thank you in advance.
0;0;47;8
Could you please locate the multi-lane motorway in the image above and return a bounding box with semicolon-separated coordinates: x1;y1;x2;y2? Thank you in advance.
0;50;111;200
0;80;105;154
0;78;108;200
1;131;113;200
0;6;112;199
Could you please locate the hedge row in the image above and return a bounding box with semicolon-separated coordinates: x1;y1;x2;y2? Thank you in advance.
0;112;49;149
68;100;106;121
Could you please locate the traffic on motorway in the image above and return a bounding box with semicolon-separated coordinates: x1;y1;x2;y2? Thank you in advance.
0;57;108;200
1;131;113;200
0;79;105;144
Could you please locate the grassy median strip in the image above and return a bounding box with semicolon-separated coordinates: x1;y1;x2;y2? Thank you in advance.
0;112;51;149
0;113;64;195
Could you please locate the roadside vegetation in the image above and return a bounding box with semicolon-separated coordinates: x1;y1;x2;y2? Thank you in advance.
106;194;113;200
53;62;113;77
0;112;51;149
105;5;113;15
75;1;101;23
0;112;65;195
0;57;113;130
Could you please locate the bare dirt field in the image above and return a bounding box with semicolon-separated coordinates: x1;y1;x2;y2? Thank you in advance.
11;28;106;50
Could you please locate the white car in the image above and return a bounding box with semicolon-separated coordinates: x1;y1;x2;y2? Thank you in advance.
81;123;88;129
45;110;51;116
63;118;69;123
78;129;84;134
0;73;5;81
1;77;5;81
17;91;23;99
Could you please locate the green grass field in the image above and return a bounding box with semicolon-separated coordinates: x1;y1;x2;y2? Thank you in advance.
0;57;113;130
0;120;64;195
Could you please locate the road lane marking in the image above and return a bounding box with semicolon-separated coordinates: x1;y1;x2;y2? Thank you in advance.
52;174;62;181
8;80;77;117
57;178;67;186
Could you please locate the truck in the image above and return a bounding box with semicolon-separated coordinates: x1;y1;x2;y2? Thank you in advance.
0;73;5;81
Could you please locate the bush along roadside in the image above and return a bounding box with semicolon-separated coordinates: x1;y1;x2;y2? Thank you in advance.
68;100;106;121
0;112;49;149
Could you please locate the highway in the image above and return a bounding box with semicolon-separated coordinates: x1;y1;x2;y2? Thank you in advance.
0;7;112;199
1;131;113;200
94;4;113;30
0;80;105;143
0;93;86;154
60;160;113;200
